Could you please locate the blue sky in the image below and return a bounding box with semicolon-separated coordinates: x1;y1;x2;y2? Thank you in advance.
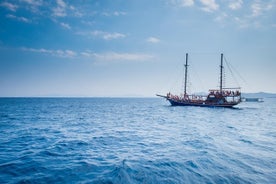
0;0;275;97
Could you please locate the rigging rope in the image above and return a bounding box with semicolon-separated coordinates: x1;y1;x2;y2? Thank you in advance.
223;56;241;87
191;61;205;93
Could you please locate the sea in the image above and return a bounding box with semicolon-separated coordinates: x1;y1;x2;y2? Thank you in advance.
0;97;275;184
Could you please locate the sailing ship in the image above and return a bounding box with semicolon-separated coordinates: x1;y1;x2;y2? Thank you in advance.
157;53;241;108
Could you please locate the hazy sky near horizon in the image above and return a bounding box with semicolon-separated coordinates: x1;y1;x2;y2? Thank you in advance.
0;0;276;97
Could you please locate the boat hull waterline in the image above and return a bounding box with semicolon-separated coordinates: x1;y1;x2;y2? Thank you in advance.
157;94;240;108
168;98;239;108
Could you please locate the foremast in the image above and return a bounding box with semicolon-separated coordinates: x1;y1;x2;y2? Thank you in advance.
220;53;223;93
184;53;188;96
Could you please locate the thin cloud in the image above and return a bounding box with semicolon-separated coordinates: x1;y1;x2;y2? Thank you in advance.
170;0;219;12
52;7;66;17
214;12;228;22
60;22;71;29
229;0;243;10
170;0;194;7
81;51;154;62
94;52;154;61
50;0;82;18
6;14;31;23
20;0;43;6
78;30;126;40
103;32;125;40
19;0;43;14
114;11;127;16
233;17;250;29
21;47;153;62
57;0;66;8
1;2;18;12
214;1;275;29
147;37;160;43
200;0;219;12
22;47;77;58
52;0;67;17
251;1;262;17
69;5;83;17
81;51;93;57
251;1;273;17
102;11;127;16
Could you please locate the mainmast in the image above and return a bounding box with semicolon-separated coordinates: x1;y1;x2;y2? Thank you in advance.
220;53;223;93
184;53;188;95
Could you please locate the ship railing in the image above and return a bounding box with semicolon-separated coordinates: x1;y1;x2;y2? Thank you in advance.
167;93;208;101
209;88;241;97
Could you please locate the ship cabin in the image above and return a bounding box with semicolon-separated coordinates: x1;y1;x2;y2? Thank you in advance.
207;88;241;104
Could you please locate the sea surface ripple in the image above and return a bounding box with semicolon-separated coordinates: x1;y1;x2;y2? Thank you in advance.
0;98;275;183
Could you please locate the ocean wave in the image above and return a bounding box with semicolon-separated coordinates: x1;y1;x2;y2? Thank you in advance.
0;98;275;183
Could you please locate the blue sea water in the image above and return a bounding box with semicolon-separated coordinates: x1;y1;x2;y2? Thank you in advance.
0;97;275;184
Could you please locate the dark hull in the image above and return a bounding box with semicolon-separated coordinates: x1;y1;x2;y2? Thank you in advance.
167;98;239;108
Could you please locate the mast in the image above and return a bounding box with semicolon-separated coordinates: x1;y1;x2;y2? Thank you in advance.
220;53;223;93
184;53;188;95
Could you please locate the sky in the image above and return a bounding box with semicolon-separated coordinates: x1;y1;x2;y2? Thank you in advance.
0;0;276;97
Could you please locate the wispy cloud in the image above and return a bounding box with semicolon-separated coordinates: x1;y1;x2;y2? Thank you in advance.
102;11;127;16
20;0;43;13
81;50;154;62
22;47;153;62
20;0;43;6
232;17;250;29
60;22;71;29
102;32;125;40
170;0;194;7
69;5;83;17
170;0;219;12
78;30;126;40
214;0;275;29
251;3;261;17
214;12;228;22
229;0;243;10
57;0;66;7
146;37;160;43
0;2;18;12
200;0;219;12
6;14;31;23
22;47;77;58
251;1;273;17
52;0;67;17
83;52;154;63
51;0;81;18
93;52;154;62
